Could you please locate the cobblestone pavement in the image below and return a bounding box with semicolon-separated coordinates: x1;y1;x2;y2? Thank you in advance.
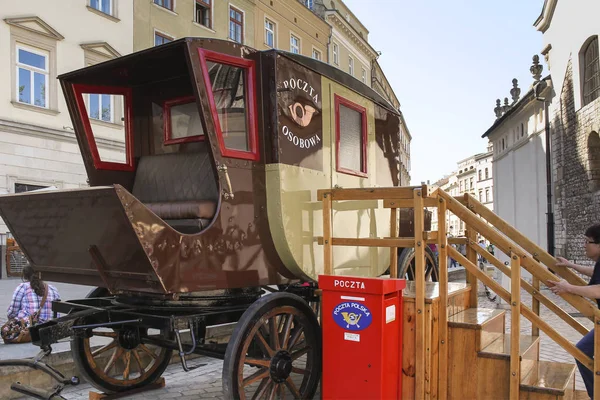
13;273;595;399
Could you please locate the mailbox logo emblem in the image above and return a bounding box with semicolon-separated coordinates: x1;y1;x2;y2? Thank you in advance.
332;302;372;331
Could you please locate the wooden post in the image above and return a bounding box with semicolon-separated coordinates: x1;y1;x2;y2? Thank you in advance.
390;207;398;278
414;188;426;400
595;318;600;400
532;277;540;336
465;228;478;307
323;192;333;276
510;253;521;400
437;196;449;400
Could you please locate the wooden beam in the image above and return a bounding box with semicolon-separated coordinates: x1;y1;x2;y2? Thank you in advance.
383;198;438;208
317;237;415;248
510;253;521;400
469;242;589;336
414;188;426;400
438;189;600;319
317;186;428;201
322;192;333;276
448;237;468;245
465;193;586;287
448;246;594;370
532;277;540;336
437;195;449;400
390;207;398;278
465;228;478;307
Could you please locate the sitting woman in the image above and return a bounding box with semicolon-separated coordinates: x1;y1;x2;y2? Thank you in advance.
7;265;61;325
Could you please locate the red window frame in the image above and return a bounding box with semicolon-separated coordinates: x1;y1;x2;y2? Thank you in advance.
334;94;368;177
73;84;134;172
163;95;205;145
197;48;259;161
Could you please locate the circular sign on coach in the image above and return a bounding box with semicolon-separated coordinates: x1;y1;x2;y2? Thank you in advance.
332;302;373;331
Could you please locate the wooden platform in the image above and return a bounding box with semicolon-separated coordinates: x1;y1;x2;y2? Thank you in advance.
88;377;166;399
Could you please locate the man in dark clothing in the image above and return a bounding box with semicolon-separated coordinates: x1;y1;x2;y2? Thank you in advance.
548;223;600;399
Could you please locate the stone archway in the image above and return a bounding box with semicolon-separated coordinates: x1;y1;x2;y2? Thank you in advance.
588;131;600;192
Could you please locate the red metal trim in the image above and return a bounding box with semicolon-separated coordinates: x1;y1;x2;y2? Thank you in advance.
163;95;205;145
72;84;134;172
334;94;368;178
197;48;259;161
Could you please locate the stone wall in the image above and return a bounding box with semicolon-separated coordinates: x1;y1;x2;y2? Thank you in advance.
552;58;600;265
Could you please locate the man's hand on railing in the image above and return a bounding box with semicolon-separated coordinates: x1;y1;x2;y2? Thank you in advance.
555;256;574;268
555;256;595;278
547;279;571;295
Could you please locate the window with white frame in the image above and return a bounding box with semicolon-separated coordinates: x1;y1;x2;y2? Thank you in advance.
195;0;211;28
90;0;112;15
229;6;243;43
154;0;173;11
87;93;113;122
312;49;321;61
265;19;275;48
361;67;366;83
290;35;300;54
333;43;339;65
348;56;354;76
17;46;49;108
155;32;173;46
304;0;314;9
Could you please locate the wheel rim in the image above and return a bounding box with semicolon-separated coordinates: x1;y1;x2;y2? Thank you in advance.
80;327;170;388
236;306;318;399
405;251;439;281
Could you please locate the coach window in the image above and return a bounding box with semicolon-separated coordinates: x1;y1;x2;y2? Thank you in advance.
163;96;205;145
335;94;367;177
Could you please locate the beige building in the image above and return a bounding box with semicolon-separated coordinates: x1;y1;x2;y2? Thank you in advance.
0;0;134;236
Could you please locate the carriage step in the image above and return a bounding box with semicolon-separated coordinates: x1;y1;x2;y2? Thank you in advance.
10;382;65;400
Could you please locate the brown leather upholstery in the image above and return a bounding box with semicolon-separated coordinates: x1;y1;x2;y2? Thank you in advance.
145;200;216;220
132;150;219;232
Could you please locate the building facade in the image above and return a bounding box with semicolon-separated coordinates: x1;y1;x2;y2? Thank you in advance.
535;0;600;263
482;64;554;256
0;0;134;234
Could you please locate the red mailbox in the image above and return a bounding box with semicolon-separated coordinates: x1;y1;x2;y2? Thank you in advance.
320;275;406;399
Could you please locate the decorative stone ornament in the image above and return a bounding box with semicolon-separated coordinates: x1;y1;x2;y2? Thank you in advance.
510;79;521;104
531;55;543;82
494;99;503;118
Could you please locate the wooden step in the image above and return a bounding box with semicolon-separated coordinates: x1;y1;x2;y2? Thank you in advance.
520;360;576;399
449;307;505;350
448;307;505;330
479;334;540;362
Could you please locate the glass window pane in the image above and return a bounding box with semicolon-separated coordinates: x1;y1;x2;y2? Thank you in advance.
339;104;364;172
91;0;100;10
207;61;249;152
170;102;205;140
101;94;112;122
18;49;46;70
101;0;111;13
33;72;46;108
18;68;31;104
83;92;126;163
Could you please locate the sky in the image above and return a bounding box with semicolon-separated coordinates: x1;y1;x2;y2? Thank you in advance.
342;0;546;185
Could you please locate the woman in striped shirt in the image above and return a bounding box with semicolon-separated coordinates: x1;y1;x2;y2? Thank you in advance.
7;265;61;325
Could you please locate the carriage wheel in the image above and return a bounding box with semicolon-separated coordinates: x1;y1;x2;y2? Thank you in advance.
70;322;172;394
223;292;322;399
398;246;439;282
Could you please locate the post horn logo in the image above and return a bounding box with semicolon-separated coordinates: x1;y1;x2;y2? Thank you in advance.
289;102;316;127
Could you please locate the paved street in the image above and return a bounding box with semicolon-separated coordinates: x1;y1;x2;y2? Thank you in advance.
0;271;589;399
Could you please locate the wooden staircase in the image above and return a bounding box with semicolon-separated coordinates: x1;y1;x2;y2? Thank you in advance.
448;307;577;399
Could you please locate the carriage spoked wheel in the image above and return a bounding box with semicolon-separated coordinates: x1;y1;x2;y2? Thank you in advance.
70;322;172;394
223;292;322;399
398;246;440;282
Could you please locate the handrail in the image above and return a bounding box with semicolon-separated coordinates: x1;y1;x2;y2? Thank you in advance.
464;193;587;287
437;189;600;320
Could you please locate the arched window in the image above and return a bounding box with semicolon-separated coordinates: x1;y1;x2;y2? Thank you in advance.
485;168;489;179
588;131;600;192
582;37;600;106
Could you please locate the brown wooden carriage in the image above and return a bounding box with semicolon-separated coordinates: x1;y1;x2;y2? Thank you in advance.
0;38;436;399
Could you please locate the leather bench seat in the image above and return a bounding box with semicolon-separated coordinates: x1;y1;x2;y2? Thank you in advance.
132;150;219;234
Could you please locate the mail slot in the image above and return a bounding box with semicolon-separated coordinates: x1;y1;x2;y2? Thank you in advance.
320;275;406;399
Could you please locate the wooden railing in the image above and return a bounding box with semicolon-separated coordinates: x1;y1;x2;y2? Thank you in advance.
318;185;600;400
